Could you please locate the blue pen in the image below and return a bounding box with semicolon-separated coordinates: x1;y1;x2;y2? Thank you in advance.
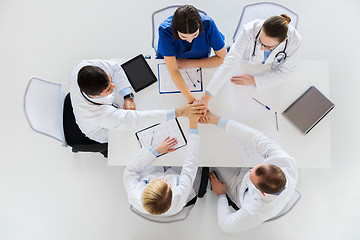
149;131;155;146
184;70;196;87
252;97;271;110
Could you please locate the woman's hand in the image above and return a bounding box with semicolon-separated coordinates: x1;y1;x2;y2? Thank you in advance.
155;137;178;154
176;59;192;69
231;74;255;85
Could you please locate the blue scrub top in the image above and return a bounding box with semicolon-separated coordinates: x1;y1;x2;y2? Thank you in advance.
156;13;225;59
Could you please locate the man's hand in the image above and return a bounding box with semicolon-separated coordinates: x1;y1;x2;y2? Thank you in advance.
209;172;227;196
231;74;255;85
175;102;206;118
198;115;208;124
155;137;178;154
123;98;136;110
205;110;220;125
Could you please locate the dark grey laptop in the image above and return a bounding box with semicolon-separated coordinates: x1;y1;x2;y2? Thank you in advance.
282;86;335;134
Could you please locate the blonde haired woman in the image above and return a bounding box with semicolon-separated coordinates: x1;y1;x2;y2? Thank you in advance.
124;114;200;216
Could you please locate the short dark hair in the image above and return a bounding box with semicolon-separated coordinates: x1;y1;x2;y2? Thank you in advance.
262;14;291;42
77;66;109;96
255;164;286;194
171;5;203;40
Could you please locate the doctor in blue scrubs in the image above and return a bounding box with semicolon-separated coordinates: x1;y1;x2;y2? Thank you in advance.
156;5;227;103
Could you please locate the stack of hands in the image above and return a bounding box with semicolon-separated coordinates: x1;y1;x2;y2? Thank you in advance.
155;99;226;197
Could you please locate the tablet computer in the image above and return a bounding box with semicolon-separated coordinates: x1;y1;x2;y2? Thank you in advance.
282;86;335;134
121;54;157;92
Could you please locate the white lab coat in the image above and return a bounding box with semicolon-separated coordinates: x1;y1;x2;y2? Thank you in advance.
216;120;298;233
207;19;302;94
124;133;200;216
70;59;168;143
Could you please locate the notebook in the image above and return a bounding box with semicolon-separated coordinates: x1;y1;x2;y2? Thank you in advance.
158;63;203;94
121;54;157;92
282;86;335;134
135;118;187;156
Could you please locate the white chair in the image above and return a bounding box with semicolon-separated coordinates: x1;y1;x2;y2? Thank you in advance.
151;5;207;54
129;167;209;223
130;203;196;223
24;77;108;156
266;189;302;221
233;2;299;42
24;77;67;146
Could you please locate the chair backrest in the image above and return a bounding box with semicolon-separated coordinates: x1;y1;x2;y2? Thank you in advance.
129;167;208;223
266;188;302;221
24;77;66;145
233;2;298;42
152;5;207;53
130;204;195;223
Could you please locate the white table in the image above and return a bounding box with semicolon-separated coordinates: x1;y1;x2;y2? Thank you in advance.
108;59;331;168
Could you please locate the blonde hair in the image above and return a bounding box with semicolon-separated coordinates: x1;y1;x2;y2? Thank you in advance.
263;14;292;41
142;179;172;215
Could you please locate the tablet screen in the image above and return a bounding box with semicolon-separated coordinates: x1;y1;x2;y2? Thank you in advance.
121;54;157;92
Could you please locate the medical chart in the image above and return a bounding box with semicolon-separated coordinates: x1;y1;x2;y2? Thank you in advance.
158;63;203;93
135;118;187;151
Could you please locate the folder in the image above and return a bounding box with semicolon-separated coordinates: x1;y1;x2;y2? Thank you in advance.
282;86;335;134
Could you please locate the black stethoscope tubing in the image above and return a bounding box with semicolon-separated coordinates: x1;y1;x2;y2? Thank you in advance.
252;29;288;69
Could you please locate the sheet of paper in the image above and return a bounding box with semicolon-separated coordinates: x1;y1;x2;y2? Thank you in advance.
136;118;186;149
158;63;203;93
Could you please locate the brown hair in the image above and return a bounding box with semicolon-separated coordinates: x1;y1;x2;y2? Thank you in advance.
171;5;203;40
262;14;291;42
255;164;286;194
142;179;172;215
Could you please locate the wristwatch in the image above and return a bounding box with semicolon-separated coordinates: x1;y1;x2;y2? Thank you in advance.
124;93;134;100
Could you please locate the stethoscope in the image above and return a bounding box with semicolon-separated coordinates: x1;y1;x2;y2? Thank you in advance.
251;29;288;70
80;91;119;108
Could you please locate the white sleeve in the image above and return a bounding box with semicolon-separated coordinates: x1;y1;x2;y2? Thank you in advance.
224;120;296;169
254;33;302;90
217;195;264;233
123;147;156;194
171;133;200;212
206;27;252;96
98;108;169;131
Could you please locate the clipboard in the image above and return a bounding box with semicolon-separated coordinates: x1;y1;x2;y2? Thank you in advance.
157;63;203;94
135;118;187;156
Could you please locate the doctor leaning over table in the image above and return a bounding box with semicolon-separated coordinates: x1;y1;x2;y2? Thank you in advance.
123;111;201;216
204;111;298;233
201;14;302;106
70;59;206;143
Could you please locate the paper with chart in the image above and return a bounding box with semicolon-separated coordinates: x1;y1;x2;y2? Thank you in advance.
158;63;203;93
135;118;187;151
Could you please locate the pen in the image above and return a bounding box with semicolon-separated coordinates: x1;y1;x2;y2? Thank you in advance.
149;131;155;146
275;112;279;131
185;70;196;87
252;97;271;110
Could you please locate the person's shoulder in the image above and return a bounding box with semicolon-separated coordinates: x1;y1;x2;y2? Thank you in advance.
159;15;173;30
244;19;264;31
287;25;302;42
200;13;215;26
